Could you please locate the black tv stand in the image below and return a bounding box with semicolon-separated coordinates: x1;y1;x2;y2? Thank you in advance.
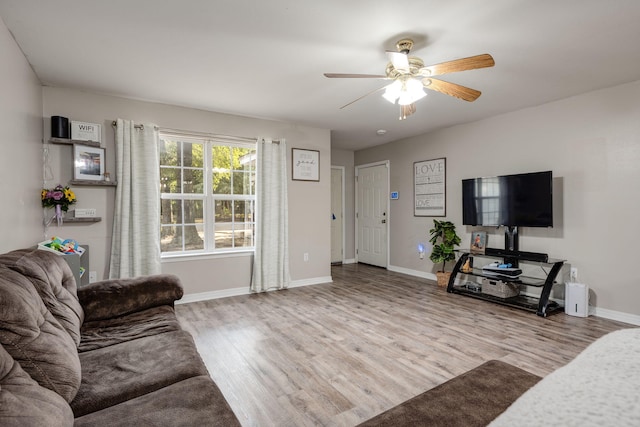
447;249;565;317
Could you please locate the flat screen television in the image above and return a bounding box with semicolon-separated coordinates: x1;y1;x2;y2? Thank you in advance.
462;171;553;228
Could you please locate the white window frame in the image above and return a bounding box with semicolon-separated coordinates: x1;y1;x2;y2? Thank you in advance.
159;131;256;257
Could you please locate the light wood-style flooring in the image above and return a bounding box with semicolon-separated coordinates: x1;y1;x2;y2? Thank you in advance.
175;263;633;427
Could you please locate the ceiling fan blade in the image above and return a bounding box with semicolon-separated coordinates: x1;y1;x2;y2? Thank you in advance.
339;85;388;109
423;78;482;102
324;73;386;78
386;51;409;71
422;54;495;77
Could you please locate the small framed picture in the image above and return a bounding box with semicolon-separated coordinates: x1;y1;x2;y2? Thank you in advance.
470;231;487;254
71;121;101;143
74;144;105;181
292;148;320;181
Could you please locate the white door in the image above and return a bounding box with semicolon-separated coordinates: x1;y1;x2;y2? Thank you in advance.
356;163;388;267
331;167;344;264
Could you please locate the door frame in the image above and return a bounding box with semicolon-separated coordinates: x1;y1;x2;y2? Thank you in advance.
355;160;390;268
331;165;346;264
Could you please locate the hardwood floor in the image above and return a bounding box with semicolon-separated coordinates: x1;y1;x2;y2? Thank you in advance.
175;263;633;427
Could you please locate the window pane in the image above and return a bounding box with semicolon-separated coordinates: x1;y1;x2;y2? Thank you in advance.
233;200;253;222
183;225;204;251
183;169;203;194
214;222;233;248
184;200;203;224
232;171;254;195
212;146;231;170
237;148;256;171
160;168;181;194
161;225;182;252
159;139;180;166
212;171;231;194
183;142;203;168
234;223;254;248
160;199;181;225
215;200;232;222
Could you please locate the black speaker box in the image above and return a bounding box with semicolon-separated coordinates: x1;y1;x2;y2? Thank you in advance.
51;116;69;139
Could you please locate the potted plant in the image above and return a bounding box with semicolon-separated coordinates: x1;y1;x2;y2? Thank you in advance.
429;219;461;287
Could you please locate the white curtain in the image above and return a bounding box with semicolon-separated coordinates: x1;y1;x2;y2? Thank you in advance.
251;138;290;292
109;119;161;278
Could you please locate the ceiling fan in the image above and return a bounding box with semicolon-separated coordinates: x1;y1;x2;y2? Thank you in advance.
324;38;495;120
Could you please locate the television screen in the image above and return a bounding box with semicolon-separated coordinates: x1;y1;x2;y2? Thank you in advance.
462;171;553;227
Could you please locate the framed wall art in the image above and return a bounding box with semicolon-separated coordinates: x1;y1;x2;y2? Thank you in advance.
414;157;446;216
74;144;105;181
292;148;320;181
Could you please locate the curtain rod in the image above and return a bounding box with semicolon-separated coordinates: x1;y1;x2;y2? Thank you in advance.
110;121;274;143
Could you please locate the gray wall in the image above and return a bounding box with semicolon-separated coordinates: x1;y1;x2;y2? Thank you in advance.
0;16;43;252
40;87;331;296
355;80;640;317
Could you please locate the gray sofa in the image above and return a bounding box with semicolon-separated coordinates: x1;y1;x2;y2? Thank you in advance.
0;248;240;426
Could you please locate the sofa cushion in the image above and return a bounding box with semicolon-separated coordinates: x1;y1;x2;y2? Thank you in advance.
79;305;183;352
71;330;210;417
0;266;81;402
0;343;74;427
74;375;241;427
78;274;183;322
0;249;84;346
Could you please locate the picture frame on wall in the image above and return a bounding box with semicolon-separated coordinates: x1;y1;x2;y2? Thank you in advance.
73;144;105;181
414;157;446;216
292;148;320;181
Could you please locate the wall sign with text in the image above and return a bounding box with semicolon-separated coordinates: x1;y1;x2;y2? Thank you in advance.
292;148;320;181
414;157;446;216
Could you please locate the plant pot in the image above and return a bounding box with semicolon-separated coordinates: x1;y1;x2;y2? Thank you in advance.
436;271;451;288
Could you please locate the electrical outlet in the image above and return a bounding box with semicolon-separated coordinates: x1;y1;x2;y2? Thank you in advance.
570;267;578;282
303;253;309;262
89;271;97;283
75;208;97;218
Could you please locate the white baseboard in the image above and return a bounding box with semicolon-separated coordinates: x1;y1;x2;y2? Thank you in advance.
591;306;640;326
289;276;333;288
387;264;640;326
176;276;332;305
388;265;436;282
343;258;357;264
177;287;249;304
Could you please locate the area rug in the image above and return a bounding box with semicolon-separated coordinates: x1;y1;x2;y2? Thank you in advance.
356;360;541;427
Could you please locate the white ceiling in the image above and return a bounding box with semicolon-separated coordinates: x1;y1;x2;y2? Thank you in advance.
2;0;640;151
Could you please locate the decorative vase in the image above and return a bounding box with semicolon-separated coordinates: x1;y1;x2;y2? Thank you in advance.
436;271;451;287
55;205;63;226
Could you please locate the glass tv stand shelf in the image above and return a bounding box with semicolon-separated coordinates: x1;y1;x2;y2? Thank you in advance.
446;250;565;317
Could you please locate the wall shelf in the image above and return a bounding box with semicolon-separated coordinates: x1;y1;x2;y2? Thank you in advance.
47;137;100;147
63;217;102;224
69;179;117;187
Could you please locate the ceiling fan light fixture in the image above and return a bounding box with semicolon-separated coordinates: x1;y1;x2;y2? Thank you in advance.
398;78;426;105
382;80;402;103
383;77;426;106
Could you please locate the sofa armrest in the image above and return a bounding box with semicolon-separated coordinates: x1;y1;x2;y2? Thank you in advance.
78;274;184;322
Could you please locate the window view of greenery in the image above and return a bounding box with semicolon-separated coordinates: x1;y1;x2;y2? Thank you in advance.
159;135;255;254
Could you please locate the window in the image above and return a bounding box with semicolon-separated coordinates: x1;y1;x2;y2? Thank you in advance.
159;132;256;255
